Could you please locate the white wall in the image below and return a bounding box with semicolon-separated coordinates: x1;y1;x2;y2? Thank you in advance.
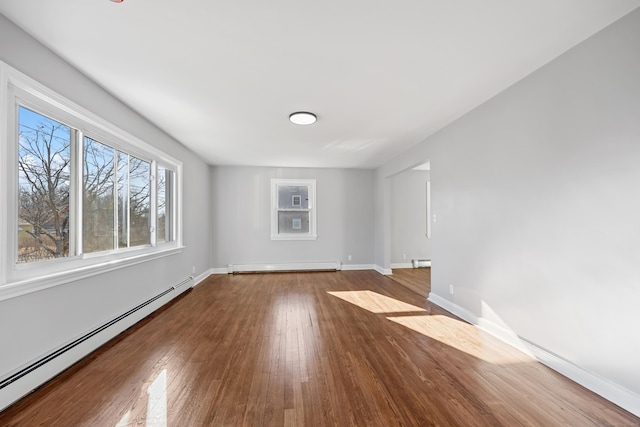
377;8;640;415
210;166;374;268
0;14;211;409
390;170;430;265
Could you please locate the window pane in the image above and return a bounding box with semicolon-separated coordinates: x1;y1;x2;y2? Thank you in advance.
129;156;151;247
117;152;129;248
17;106;71;263
278;185;309;209
83;137;115;253
278;211;310;234
157;167;174;244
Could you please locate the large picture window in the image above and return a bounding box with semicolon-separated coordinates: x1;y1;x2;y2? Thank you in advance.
16;110;162;262
1;61;182;297
270;179;317;240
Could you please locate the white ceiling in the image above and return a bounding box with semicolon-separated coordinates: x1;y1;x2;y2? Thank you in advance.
1;1;638;169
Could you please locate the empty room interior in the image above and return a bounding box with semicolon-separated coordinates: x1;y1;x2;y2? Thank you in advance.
1;1;640;425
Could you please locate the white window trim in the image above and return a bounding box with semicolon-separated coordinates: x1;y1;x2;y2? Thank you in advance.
0;61;183;301
270;178;317;241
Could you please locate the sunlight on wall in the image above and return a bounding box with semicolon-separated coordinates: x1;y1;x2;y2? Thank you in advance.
478;300;534;357
327;290;426;314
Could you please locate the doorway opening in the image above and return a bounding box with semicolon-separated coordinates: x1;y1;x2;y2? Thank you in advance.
388;161;431;297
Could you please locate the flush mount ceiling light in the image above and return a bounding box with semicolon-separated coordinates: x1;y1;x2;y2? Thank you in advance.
289;112;317;125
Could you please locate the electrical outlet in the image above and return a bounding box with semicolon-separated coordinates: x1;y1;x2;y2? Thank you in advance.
347;255;352;261
192;265;196;274
402;253;407;260
449;284;454;295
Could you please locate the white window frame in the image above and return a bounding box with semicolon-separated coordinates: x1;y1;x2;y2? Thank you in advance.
155;163;177;245
0;61;183;301
270;178;317;241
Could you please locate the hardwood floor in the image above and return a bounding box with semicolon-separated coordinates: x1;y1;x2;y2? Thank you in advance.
389;267;431;298
1;271;638;426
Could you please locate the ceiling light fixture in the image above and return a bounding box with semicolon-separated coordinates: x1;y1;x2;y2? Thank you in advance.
289;111;317;125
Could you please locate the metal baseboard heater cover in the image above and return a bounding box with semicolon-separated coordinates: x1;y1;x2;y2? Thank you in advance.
228;262;342;274
0;276;193;391
412;259;431;268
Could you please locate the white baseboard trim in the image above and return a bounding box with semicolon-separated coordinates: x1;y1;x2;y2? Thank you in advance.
0;284;186;412
209;268;229;275
523;340;640;417
427;292;640;418
428;293;532;355
390;263;413;269
341;264;375;271
374;265;393;275
191;270;215;286
391;261;432;269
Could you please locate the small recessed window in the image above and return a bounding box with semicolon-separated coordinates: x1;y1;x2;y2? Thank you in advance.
271;179;317;240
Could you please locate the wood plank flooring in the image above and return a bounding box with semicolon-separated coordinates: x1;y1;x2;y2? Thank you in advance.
390;267;431;298
1;271;638;426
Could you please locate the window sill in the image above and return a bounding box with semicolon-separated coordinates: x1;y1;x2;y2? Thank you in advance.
0;246;184;302
270;234;319;241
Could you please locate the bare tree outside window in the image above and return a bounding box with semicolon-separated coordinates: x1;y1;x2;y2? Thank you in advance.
83;137;115;253
157;166;167;244
156;166;175;244
17;107;71;263
83;139;150;252
7;68;180;275
128;156;151;247
16;106;165;264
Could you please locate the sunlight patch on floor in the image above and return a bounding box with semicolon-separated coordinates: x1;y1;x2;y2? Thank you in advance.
327;290;427;314
146;369;168;427
115;411;131;427
115;369;168;427
387;314;527;365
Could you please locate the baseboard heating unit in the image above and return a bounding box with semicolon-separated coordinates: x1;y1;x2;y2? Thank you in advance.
0;276;193;392
228;262;342;274
412;259;431;268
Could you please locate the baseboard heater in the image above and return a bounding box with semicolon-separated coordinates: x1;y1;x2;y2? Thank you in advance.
412;259;431;268
228;262;342;274
0;276;192;391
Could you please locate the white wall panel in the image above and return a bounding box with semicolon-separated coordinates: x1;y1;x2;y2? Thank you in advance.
376;7;640;412
0;14;211;409
210;166;374;267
